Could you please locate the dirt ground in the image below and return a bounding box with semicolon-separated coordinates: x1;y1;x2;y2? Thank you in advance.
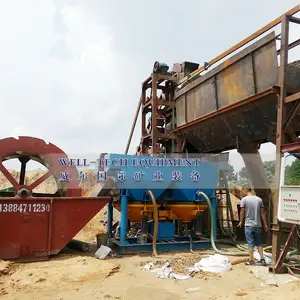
0;251;300;300
1;171;300;299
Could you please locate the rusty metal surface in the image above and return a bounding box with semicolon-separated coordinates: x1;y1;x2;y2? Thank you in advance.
175;91;279;153
282;141;300;152
0;197;110;261
0;136;82;196
174;35;300;154
216;55;255;109
175;32;278;125
175;32;277;99
286;64;300;92
184;78;217;122
176;94;186;127
285;91;300;103
272;14;290;267
254;41;279;93
273;225;296;273
0;136;110;261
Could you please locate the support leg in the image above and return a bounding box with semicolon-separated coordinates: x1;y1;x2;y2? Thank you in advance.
107;199;113;238
212;196;217;240
238;142;273;243
271;225;296;273
120;195;128;245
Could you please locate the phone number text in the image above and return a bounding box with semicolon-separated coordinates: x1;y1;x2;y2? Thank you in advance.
0;203;50;213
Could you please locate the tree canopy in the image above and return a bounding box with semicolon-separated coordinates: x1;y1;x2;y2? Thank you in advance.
285;159;300;185
227;159;300;186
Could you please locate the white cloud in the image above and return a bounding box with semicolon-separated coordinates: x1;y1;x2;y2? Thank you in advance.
2;0;298;169
0;1;135;157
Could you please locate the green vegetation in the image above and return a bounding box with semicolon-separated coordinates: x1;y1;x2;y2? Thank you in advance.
285;159;300;185
228;159;300;186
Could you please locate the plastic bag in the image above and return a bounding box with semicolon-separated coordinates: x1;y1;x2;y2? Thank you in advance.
94;245;112;259
253;249;272;265
195;254;232;273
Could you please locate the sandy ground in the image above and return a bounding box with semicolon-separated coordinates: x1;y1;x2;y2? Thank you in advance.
1;171;300;299
0;251;300;300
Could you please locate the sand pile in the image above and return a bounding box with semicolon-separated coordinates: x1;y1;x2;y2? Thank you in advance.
3;256;118;293
0;260;15;276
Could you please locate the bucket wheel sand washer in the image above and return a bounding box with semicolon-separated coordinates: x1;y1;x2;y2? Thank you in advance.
0;136;110;261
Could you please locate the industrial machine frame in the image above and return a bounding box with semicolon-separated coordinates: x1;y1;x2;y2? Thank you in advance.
270;8;300;273
1;5;300;265
99;153;228;254
0;136;111;261
125;5;300;272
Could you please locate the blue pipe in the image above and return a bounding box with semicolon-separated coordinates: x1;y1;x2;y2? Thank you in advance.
120;195;128;245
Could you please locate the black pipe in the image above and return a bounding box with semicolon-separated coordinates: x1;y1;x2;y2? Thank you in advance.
66;239;90;252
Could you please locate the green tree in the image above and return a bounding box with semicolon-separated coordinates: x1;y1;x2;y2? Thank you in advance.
225;164;237;182
262;160;276;185
237;160;276;186
285;159;300;185
237;167;251;187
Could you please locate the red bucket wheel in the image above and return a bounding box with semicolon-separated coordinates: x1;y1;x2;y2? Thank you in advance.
0;136;82;198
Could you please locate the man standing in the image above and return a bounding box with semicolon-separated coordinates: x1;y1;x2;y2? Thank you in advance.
237;185;269;265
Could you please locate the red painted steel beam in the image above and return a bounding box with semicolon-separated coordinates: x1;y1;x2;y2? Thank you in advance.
282;141;300;152
272;13;290;267
272;225;296;273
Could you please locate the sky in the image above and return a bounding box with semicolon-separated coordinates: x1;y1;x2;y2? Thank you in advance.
0;0;300;172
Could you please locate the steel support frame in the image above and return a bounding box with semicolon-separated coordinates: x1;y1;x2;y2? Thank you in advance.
271;13;300;273
139;74;181;155
124;5;300;268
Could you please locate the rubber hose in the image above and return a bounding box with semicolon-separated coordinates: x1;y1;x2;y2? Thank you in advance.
197;191;250;256
197;237;249;251
198;191;299;259
284;264;300;278
216;239;249;251
148;190;158;257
